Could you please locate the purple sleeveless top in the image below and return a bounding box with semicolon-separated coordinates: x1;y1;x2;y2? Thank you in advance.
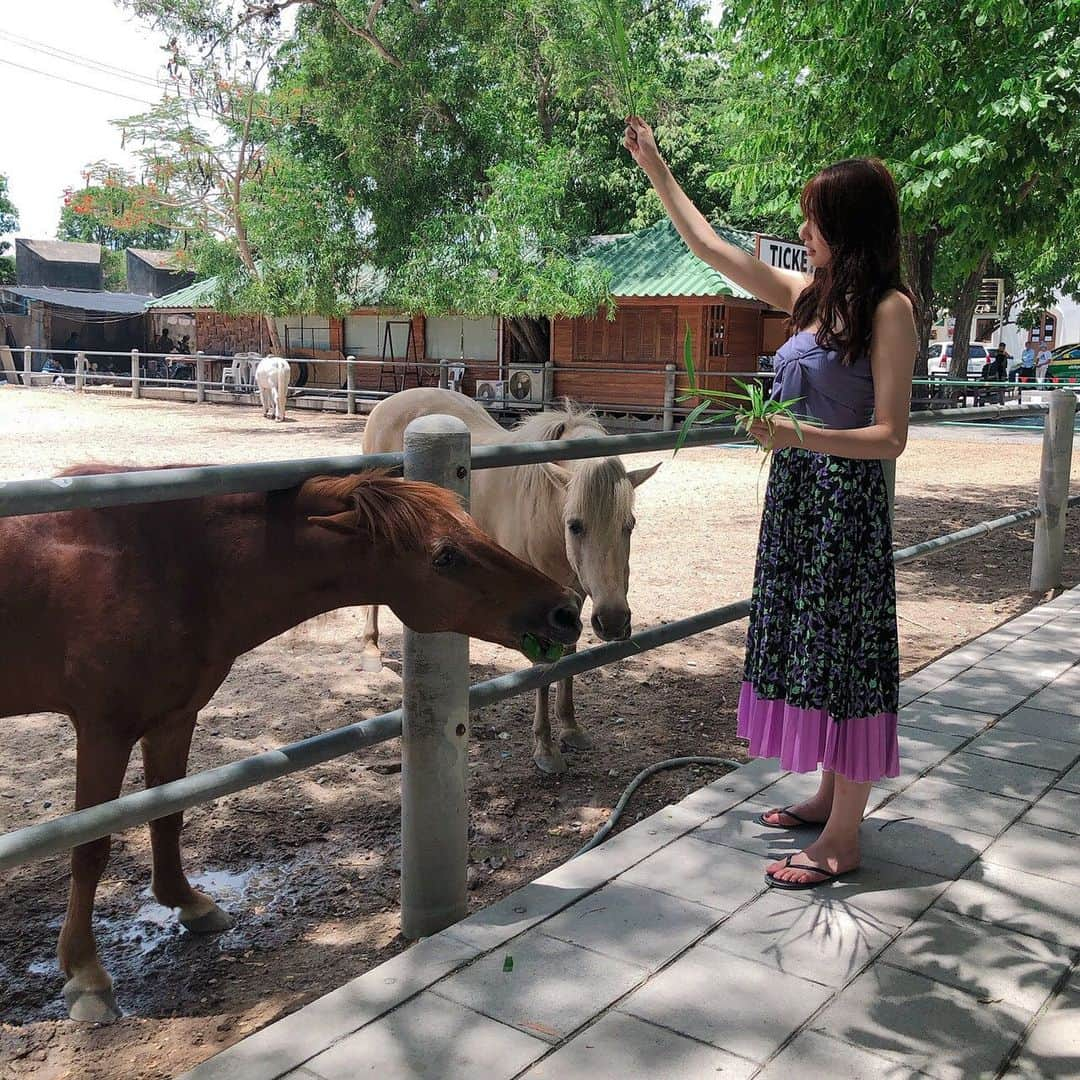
770;330;875;429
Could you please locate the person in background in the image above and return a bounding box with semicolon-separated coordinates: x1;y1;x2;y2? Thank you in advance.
177;335;191;355
1036;344;1053;383
1019;344;1036;382
157;328;174;355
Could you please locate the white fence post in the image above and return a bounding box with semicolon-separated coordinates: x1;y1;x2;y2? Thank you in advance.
400;414;471;940
346;355;357;415
438;357;448;390
543;360;554;406
662;364;677;431
1031;389;1077;592
196;353;206;403
131;349;141;400
22;346;31;387
74;352;85;391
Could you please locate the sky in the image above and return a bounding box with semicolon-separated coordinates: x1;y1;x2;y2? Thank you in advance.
1;0;726;253
0;0;178;249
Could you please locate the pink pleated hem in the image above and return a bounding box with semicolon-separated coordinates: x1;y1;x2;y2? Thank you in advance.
737;681;900;783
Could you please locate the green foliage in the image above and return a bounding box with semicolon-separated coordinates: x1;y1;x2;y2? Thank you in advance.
0;256;14;286
0;174;18;255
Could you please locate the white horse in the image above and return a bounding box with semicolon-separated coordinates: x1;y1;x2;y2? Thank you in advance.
254;355;291;421
361;387;660;773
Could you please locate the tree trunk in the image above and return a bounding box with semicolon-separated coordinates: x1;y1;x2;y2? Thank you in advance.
948;250;991;383
506;316;549;367
901;229;939;383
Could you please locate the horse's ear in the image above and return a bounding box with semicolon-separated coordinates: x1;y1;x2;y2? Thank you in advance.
627;462;661;488
308;511;358;535
550;421;566;440
548;463;572;486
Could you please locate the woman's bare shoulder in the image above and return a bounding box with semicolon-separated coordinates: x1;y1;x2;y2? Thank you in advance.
875;289;915;323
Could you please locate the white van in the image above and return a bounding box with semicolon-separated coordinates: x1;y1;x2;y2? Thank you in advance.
927;342;989;379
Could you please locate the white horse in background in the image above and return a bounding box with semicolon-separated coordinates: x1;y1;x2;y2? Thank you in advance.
361;387;660;773
254;355;291;422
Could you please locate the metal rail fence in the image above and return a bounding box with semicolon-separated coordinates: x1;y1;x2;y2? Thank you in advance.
0;392;1076;938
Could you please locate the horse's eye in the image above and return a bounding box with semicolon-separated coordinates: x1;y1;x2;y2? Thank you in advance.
567;520;585;536
433;546;460;570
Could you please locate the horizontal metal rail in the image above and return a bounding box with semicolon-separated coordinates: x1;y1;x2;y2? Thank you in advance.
7;483;1077;871
0;403;1052;519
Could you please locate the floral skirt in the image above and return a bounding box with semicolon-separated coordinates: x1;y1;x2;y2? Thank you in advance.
737;447;900;783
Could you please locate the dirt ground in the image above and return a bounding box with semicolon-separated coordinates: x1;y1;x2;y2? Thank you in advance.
1;386;1077;1080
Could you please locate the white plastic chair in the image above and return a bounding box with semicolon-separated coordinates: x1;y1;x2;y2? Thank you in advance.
447;362;466;393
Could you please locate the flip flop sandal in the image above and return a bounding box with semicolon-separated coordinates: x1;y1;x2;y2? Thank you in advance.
765;854;853;891
755;806;822;830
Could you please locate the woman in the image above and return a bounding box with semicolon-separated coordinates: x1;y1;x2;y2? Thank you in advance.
625;118;917;889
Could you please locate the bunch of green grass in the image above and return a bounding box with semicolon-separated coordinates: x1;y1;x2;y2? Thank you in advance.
675;325;808;458
590;0;638;118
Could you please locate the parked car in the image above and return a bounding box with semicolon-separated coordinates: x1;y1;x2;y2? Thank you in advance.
927;342;989;380
1046;343;1080;383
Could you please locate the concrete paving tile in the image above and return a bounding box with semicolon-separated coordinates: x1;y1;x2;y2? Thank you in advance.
993;705;1080;745
964;727;1080;771
180;933;481;1080
691;800;817;859
303;992;547;1080
442;881;591;952
921;670;1034;713
700;888;894;988
879;907;1071;1015
619;834;770;913
938;860;1080;948
531;804;701;893
874;727;970;790
751;770;833;812
872;775;1027;837
539;881;720;971
897;701;996;737
812;963;1030;1080
521;1011;757;1080
780;858;949;930
982;821;1080;886
432;931;646;1043
620;948;833;1064
899;668;955;700
1006;980;1080;1080
676;772;766;820
922;751;1057;800
1025;668;1080;717
1060;761;1080;792
859;810;990;878
756;1029;933;1080
1021;787;1080;835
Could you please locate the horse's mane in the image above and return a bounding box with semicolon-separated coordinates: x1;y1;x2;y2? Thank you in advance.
500;404;633;528
304;472;467;550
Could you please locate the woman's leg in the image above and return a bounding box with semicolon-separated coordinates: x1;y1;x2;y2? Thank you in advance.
766;773;869;883
761;769;835;826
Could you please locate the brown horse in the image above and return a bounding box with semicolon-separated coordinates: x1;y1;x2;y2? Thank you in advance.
0;465;581;1022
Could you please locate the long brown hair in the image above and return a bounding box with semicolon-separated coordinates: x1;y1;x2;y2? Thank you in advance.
791;157;913;364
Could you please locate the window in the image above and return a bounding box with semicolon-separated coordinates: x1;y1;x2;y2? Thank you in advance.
706;305;725;358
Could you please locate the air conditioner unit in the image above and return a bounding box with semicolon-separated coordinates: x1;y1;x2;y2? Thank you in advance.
508;363;546;405
474;379;506;407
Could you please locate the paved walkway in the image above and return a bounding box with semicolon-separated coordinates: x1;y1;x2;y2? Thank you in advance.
186;588;1080;1080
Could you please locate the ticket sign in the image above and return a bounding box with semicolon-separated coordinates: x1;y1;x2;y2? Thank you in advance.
755;235;810;274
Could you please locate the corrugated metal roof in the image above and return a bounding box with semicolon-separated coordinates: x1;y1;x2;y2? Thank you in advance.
145;277;219;310
2;286;152;315
583;219;757;300
18;239;102;264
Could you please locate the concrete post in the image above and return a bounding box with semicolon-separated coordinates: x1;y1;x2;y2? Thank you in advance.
400;415;471;940
22;346;31;387
1031;389;1077;592
131;349;141;400
346;355;357;415
543;360;554;407
881;458;897;525
662;364;677;431
74;352;85;391
438;357;449;391
196;353;206;403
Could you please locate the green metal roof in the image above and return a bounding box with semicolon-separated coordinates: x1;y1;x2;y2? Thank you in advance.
145;277;221;310
145;264;389;311
584;219;756;300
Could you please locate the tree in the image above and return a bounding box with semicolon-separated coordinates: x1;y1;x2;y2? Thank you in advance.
0;173;18;281
709;0;1080;380
122;0;736;363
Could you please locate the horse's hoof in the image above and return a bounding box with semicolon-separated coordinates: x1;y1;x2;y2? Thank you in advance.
180;905;235;934
360;652;384;673
64;981;121;1023
559;729;593;751
534;749;568;775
